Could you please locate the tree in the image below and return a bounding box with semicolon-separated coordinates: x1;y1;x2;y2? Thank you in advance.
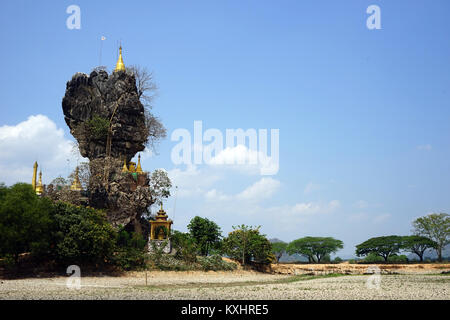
0;183;53;265
287;237;344;263
126;65;166;152
187;216;222;256
222;225;273;265
402;235;437;262
271;241;287;263
50;202;116;265
412;213;449;262
355;235;403;262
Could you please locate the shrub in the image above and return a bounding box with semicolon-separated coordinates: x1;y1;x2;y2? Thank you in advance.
113;228;148;270
333;257;343;263
197;255;237;271
388;254;408;263
171;230;198;263
86;114;110;140
363;252;385;263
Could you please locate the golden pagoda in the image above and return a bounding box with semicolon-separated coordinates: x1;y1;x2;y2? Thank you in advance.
122;157;129;173
122;155;145;174
136;154;143;174
35;171;44;195
150;203;173;240
114;46;125;72
32;161;38;191
70;167;82;191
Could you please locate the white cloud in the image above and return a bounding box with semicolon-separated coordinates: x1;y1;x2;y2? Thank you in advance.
0;115;84;185
417;144;432;151
304;182;320;195
208;144;279;176
236;177;280;202
167;165;222;198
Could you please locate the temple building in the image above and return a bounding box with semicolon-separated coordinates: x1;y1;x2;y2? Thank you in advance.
150;203;173;241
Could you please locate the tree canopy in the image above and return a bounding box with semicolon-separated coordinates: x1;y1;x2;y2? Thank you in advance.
187;216;222;256
402;235;437;262
222;225;273;265
271;241;288;263
355;235;404;261
0;183;53;264
287;237;343;263
412;213;449;262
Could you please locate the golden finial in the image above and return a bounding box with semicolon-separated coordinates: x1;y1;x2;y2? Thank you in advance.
136;154;143;173
114;46;125;72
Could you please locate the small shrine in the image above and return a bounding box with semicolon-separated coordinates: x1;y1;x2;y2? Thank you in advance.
149;203;173;253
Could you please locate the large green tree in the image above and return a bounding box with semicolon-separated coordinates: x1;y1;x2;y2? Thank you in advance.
187;216;222;256
271;241;288;263
287;237;343;263
402;235;437;262
222;225;273;265
412;213;449;262
355;235;404;262
0;183;53;265
50;202;117;265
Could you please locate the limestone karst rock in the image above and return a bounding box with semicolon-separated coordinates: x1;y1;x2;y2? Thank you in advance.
61;69;157;231
62;69;148;162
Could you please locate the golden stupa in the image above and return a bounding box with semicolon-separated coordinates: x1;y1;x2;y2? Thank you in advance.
70;167;82;191
35;171;44;195
114;46;125;72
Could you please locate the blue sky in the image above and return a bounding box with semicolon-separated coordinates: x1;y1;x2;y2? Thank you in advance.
0;0;449;257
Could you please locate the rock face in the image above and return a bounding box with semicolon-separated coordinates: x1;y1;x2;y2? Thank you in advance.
62;70;148;162
88;157;154;228
62;69;155;230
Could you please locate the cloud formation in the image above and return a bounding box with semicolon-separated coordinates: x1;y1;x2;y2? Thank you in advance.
0;115;83;185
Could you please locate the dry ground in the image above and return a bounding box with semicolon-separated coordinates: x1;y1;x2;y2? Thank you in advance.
0;268;449;300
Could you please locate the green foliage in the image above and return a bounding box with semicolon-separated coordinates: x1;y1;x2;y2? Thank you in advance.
171;230;198;263
402;235;437;262
287;237;344;263
148;239;169;268
187;216;222;256
197;255;237;271
355;235;404;262
388;254;408;263
333;256;343;263
363;252;385;263
86;114;110;140
271;241;288;263
413;213;449;262
0;183;53;264
50;202;116;266
113;228;148;270
222;225;273;265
